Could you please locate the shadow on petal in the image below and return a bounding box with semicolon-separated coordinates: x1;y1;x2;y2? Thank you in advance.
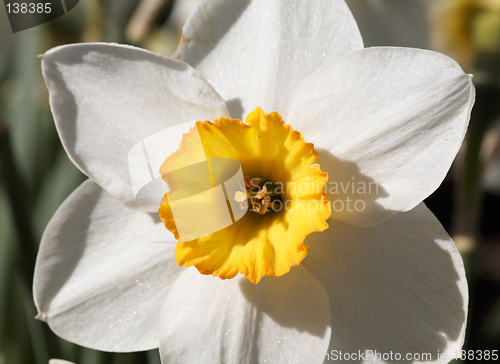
160;267;331;363
226;97;244;120
176;0;251;68
317;149;397;227
304;204;467;363
239;264;331;338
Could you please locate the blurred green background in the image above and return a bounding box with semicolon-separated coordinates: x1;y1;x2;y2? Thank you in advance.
0;0;499;363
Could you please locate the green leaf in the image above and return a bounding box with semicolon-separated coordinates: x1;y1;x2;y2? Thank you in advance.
32;149;85;240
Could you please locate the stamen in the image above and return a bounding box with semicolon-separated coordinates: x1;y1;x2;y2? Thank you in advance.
236;177;277;214
244;176;260;191
255;185;268;199
251;186;271;215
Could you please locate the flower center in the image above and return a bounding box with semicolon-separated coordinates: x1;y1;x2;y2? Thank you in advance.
158;107;331;284
235;176;283;215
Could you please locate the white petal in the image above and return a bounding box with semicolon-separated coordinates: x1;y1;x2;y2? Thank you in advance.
42;43;228;205
177;0;363;119
303;203;468;363
34;180;181;352
288;47;475;226
49;360;76;364
159;266;331;364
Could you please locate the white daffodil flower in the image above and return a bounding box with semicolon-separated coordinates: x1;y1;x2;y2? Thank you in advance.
34;0;475;363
